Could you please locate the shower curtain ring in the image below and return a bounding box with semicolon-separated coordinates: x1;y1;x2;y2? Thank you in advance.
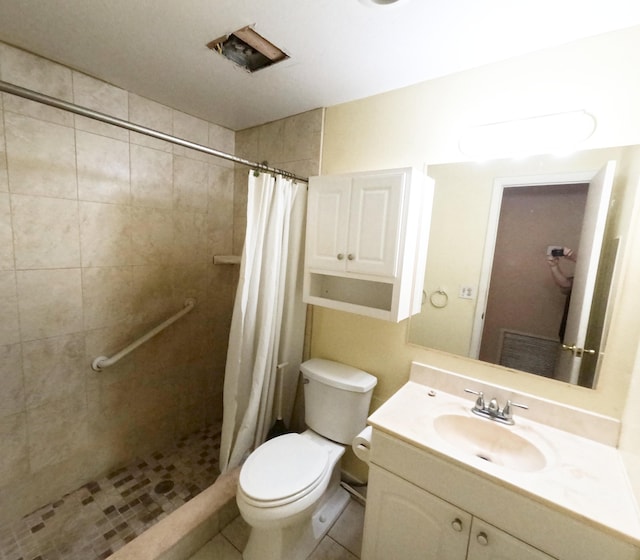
253;161;269;177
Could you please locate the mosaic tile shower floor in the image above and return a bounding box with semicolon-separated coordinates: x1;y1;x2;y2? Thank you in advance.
0;421;222;560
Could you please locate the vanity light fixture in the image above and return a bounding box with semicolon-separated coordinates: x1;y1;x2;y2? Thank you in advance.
458;110;596;160
207;26;289;73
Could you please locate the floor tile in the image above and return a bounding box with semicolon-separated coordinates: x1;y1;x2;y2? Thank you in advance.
328;499;365;557
0;421;221;560
189;533;242;560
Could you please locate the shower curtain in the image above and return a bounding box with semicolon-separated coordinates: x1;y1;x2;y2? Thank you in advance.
220;171;307;472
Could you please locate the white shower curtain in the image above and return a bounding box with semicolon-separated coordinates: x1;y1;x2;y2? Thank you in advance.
219;171;306;473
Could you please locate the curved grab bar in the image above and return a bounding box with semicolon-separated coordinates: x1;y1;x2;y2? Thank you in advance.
91;298;196;372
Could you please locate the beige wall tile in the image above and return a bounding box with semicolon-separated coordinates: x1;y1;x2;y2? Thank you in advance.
283;109;324;162
4;112;77;198
11;194;81;269
130;144;173;209
0;43;73;126
72;71;129;141
76;131;131;203
173;262;208;303
208;165;234;220
82;266;134;330
128;93;173;152
0;112;8;192
235;127;259;161
27;392;88;471
0;271;20;346
16;268;83;341
0;412;28;481
22;334;85;409
173;211;207;265
209;123;235;169
258;120;285;164
173;155;208;212
131;264;176;325
173;111;209;162
130;206;173;264
80;201;131;267
0;343;24;416
0;193;14;269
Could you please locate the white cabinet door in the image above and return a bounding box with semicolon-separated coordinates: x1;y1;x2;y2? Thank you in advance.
467;518;556;560
362;465;471;560
306;175;352;271
307;170;405;277
349;172;404;277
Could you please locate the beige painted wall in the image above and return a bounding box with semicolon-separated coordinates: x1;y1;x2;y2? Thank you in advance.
314;25;640;443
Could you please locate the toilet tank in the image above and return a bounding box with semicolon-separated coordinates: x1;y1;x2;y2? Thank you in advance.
301;358;377;444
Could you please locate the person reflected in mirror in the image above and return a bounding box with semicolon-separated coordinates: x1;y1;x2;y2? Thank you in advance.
546;247;576;341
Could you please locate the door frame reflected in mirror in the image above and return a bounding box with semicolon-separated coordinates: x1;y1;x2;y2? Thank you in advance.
470;166;614;387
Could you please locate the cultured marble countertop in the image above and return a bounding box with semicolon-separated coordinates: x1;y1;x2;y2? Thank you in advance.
367;379;640;546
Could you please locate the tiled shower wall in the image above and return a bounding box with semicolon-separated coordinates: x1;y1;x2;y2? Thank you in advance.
0;42;238;524
233;108;323;252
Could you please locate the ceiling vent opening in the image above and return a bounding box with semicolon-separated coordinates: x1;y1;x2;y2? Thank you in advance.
207;26;289;73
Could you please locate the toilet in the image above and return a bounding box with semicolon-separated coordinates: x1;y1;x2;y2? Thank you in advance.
236;358;377;560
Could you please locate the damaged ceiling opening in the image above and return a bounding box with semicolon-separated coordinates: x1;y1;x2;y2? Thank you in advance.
207;26;289;72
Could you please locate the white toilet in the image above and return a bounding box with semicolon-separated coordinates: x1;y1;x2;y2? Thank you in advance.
236;358;377;560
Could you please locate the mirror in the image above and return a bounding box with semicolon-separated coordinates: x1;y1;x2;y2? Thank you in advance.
408;145;640;388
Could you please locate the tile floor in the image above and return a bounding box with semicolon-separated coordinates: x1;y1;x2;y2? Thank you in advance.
0;421;222;560
190;497;366;560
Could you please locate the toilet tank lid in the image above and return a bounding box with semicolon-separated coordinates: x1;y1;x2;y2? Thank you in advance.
300;359;377;392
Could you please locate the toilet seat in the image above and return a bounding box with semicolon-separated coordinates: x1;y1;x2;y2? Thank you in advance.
239;433;330;508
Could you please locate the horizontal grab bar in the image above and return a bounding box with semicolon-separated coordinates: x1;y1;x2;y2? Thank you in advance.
91;298;196;372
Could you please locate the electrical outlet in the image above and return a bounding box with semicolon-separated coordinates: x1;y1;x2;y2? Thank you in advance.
459;285;475;299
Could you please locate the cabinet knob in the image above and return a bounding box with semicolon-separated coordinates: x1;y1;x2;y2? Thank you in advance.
337;253;345;260
347;253;355;260
476;532;489;546
451;518;463;532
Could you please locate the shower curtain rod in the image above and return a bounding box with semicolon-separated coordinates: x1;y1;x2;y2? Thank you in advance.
0;80;308;182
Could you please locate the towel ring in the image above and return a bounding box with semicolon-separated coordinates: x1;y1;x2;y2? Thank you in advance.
429;289;449;309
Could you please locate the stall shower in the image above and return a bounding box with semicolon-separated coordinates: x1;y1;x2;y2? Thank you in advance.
0;41;322;558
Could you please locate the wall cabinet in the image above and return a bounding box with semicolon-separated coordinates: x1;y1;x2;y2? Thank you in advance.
363;465;554;560
303;167;433;322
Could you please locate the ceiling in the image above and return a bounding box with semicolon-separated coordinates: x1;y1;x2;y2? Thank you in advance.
1;0;640;131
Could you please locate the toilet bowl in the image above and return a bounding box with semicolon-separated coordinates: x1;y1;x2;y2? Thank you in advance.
236;359;377;560
237;431;350;560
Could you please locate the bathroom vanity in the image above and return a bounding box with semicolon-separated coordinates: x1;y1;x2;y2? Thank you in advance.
362;362;640;560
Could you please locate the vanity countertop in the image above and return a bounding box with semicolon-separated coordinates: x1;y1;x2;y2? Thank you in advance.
367;377;640;547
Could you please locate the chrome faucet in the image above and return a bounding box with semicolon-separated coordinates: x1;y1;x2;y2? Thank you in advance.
464;389;528;425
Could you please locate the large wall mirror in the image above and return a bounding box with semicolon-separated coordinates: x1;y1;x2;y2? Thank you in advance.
408;145;640;389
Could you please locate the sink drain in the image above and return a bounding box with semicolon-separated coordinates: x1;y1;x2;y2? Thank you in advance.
154;480;175;494
476;454;492;462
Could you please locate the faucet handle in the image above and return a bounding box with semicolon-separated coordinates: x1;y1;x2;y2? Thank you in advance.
464;388;485;411
502;400;528;421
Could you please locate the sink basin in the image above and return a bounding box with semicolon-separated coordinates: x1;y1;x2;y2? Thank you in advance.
433;414;548;472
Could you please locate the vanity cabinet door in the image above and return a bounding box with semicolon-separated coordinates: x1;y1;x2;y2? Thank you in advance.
362;465;472;560
467;518;557;560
